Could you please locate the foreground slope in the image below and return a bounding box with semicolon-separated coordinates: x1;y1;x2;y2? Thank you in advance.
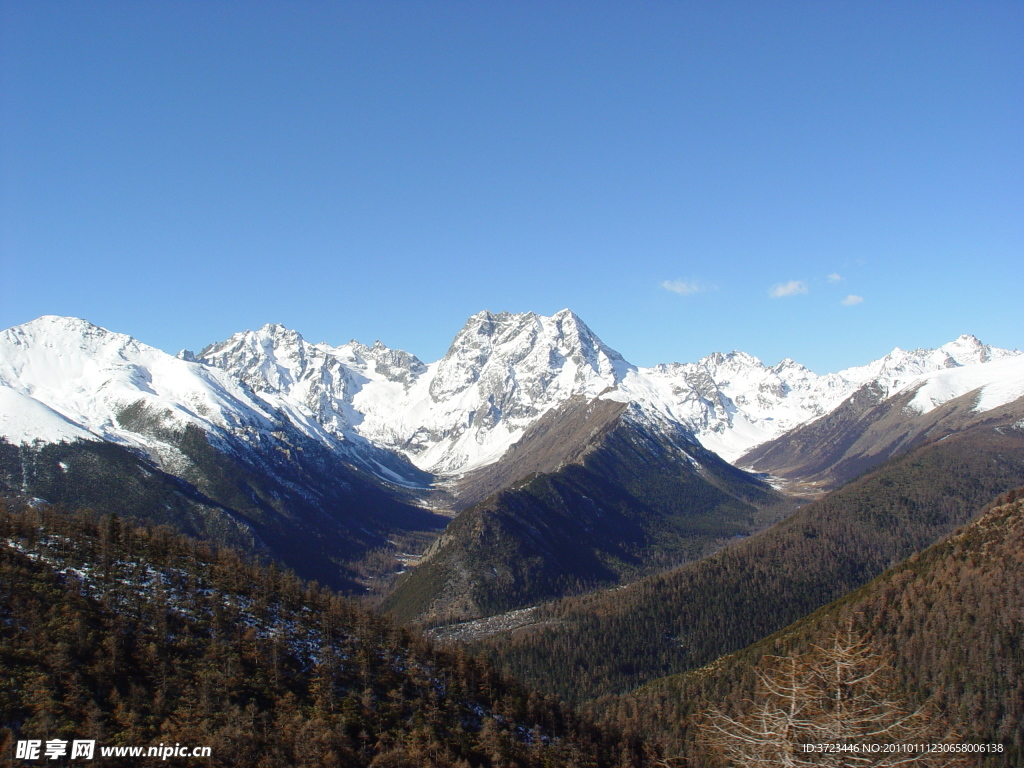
0;502;648;768
598;489;1024;765
464;417;1024;703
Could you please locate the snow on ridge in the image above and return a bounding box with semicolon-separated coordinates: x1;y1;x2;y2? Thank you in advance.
1;317;267;435
838;334;1021;393
188;309;636;475
0;316;352;474
2;314;1021;478
901;356;1024;416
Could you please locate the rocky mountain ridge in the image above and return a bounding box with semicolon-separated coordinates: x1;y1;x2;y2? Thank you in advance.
2;313;1021;487
192;312;1023;472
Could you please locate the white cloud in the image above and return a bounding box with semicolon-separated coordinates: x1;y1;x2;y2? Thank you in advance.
661;279;704;296
841;294;864;306
827;273;842;282
769;280;808;298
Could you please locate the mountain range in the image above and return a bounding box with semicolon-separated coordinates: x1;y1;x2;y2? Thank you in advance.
1;311;1022;603
4;311;1020;479
4;310;1024;765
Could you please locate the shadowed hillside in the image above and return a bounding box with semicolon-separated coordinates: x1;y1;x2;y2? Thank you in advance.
594;489;1024;766
466;424;1024;704
0;501;649;768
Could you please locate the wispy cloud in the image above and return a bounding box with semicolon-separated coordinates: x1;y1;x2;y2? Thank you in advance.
841;294;864;306
661;279;705;296
769;280;808;298
827;273;842;282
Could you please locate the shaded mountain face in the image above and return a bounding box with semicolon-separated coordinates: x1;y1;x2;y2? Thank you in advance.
384;396;785;625
463;420;1024;703
0;427;448;593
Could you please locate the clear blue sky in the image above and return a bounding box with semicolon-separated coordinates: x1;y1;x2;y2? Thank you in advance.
2;1;1021;372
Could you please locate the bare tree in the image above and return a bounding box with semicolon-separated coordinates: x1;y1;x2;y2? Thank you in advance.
699;626;977;767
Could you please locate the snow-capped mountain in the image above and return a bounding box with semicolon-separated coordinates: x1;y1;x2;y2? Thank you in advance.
197;309;632;475
0;316;288;454
196;322;428;446
1;313;1021;480
626;333;1022;462
838;334;1020;392
740;352;1024;490
903;355;1024;416
0;315;423;486
0;316;452;591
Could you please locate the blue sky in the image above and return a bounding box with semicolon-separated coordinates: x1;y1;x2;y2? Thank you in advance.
2;2;1021;372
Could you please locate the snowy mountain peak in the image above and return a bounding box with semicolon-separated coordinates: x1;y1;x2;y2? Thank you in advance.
0;315;313;468
937;333;1017;365
701;350;764;373
838;335;1020;394
428;309;627;404
771;358;806;373
4;316;133;353
15;315;107;335
2;314;1021;483
356;341;427;385
199;324;313;394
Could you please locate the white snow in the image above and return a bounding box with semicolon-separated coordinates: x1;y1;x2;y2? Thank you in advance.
0;385;97;445
198;309;631;474
901;356;1024;415
0;316;348;468
196;320;1022;470
2;315;1021;480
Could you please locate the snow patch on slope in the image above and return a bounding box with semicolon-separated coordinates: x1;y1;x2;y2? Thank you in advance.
0;386;97;445
902;356;1024;415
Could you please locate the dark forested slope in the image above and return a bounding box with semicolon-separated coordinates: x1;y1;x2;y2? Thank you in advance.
0;432;447;593
596;489;1024;766
385;399;785;625
0;503;646;768
468;424;1024;703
